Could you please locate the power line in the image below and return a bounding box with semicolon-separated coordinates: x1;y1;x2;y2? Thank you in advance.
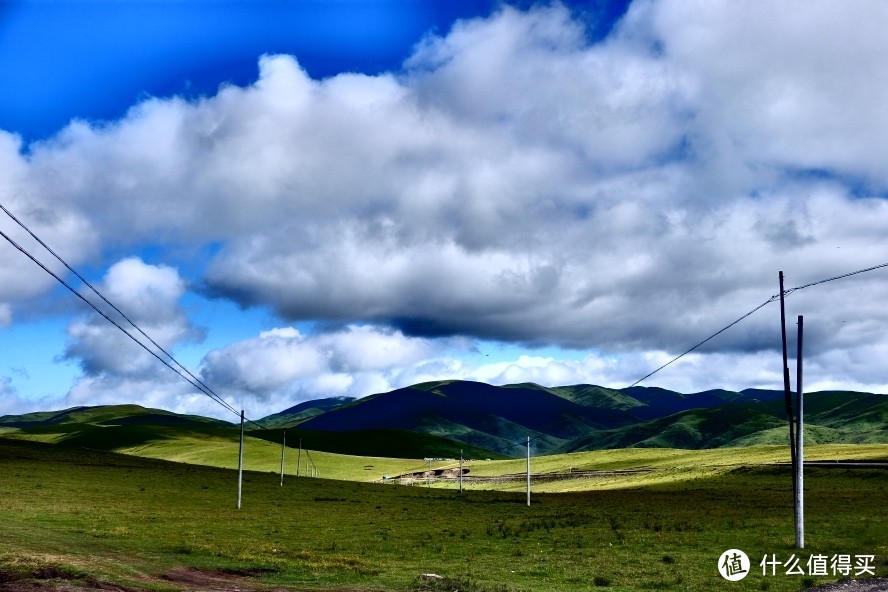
0;202;237;417
0;204;237;413
627;297;777;388
514;433;546;447
1;205;278;512
627;262;888;388
0;223;240;417
304;449;318;477
0;204;271;425
783;261;888;296
7;201;886;422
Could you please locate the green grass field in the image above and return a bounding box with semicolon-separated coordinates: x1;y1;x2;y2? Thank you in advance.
1;437;886;591
6;419;883;491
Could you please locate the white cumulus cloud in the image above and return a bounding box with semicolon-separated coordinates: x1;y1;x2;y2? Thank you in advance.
199;324;460;401
2;1;888;415
63;257;204;377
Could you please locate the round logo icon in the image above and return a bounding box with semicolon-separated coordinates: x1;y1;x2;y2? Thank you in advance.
718;549;750;581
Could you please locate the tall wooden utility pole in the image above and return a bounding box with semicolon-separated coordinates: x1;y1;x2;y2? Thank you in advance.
237;410;244;509
779;272;797;465
779;272;798;519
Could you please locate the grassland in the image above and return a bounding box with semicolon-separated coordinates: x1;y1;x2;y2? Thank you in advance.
444;444;888;493
2;437;887;592
86;424;888;491
4;417;886;488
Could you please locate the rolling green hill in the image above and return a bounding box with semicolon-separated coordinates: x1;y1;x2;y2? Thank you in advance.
2;383;886;461
295;380;638;455
561;405;788;451
551;383;645;410
271;381;887;455
254;396;355;429
0;402;503;460
250;427;504;460
0;404;232;430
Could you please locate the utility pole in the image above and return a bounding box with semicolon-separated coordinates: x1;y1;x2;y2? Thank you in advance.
779;272;798;516
427;459;432;487
296;438;301;477
526;435;531;507
305;450;316;478
237;410;244;509
459;449;463;494
779;272;797;463
796;315;804;548
280;431;286;487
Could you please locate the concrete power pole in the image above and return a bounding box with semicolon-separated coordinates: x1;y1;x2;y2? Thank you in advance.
296;438;302;477
280;431;286;487
526;435;531;507
237;410;244;509
796;315;804;548
459;449;463;494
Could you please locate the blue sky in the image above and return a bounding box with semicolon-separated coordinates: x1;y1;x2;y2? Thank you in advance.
2;0;888;421
2;1;630;143
2;1;483;141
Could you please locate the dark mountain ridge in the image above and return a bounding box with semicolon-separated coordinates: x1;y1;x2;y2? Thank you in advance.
2;383;885;458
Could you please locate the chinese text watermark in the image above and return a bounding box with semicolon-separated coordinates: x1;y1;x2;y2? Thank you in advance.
719;550;877;581
760;554;876;577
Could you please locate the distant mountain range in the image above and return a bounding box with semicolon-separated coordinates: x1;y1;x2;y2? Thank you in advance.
2;381;886;458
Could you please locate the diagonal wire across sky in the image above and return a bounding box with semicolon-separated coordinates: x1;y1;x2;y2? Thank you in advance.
2;201;887;406
0;201;269;427
627;261;888;387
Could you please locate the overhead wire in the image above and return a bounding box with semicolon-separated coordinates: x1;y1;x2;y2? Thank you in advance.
627;297;778;388
782;261;888;296
513;433;546;447
304;449;318;477
0;203;273;427
627;261;888;388
5;203;886;426
0;203;237;417
0;224;240;415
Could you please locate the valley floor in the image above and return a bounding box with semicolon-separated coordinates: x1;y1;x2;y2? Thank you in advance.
2;438;887;592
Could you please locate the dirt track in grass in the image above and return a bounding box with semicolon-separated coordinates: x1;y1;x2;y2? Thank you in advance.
0;565;374;592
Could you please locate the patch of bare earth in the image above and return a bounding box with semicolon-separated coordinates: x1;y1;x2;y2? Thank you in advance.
158;568;375;592
803;578;888;592
157;566;284;591
0;565;372;592
0;565;137;591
